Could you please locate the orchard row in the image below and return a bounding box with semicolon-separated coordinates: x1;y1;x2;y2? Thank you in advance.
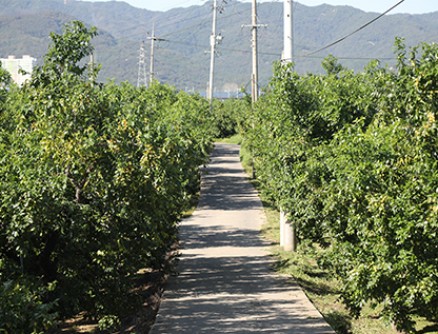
0;21;215;332
242;40;437;332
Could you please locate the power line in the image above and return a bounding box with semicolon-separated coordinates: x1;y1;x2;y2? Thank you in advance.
131;0;403;82
161;38;396;61
112;5;214;41
160;5;245;39
296;55;397;61
159;13;212;37
305;0;406;56
160;17;212;39
162;38;272;56
119;3;252;50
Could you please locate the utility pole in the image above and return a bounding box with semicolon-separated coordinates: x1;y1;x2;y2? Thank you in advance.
148;25;164;86
208;0;218;102
251;0;259;103
242;0;266;180
280;0;297;252
243;0;267;104
137;41;147;87
282;0;293;63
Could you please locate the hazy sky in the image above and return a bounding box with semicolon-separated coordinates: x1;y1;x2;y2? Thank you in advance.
81;0;437;14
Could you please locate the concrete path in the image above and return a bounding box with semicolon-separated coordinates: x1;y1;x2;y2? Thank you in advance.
150;143;334;334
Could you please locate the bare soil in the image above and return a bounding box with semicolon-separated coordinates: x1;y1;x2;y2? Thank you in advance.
55;269;166;334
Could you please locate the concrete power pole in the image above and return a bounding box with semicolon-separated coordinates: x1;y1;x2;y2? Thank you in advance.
208;0;218;102
280;0;297;252
149;28;156;86
243;0;267;104
250;1;259;179
282;0;293;63
148;25;164;86
251;0;259;103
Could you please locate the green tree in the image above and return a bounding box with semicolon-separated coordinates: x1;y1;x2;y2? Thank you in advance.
0;21;214;332
322;54;345;75
243;41;437;332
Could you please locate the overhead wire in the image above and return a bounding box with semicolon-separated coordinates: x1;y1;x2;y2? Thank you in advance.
157;3;217;36
304;0;406;56
111;2;213;42
156;2;245;39
161;37;395;62
134;0;402;84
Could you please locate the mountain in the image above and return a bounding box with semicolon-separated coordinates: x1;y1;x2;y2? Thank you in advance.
0;0;436;93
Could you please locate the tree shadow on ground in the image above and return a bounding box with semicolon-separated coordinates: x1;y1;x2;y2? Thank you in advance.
418;324;438;334
324;311;353;334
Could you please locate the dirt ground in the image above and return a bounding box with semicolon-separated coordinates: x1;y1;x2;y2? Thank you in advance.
56;269;166;334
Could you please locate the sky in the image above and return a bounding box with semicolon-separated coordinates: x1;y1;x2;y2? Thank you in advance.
81;0;437;15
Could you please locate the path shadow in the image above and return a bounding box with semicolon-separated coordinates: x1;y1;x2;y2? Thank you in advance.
180;224;267;249
162;252;333;333
151;143;334;334
199;161;260;211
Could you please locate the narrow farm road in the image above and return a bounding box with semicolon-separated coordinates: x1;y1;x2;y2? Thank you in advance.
150;143;334;334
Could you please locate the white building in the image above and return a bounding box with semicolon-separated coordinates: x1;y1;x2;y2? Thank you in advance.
0;55;36;86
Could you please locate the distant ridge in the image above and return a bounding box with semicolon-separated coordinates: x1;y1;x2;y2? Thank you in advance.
0;0;436;92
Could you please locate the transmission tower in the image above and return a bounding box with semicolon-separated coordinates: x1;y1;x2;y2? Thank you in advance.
137;41;148;87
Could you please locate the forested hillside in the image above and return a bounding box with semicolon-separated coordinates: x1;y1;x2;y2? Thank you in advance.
0;0;436;92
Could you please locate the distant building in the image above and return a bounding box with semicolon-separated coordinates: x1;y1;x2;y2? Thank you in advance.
0;55;36;86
